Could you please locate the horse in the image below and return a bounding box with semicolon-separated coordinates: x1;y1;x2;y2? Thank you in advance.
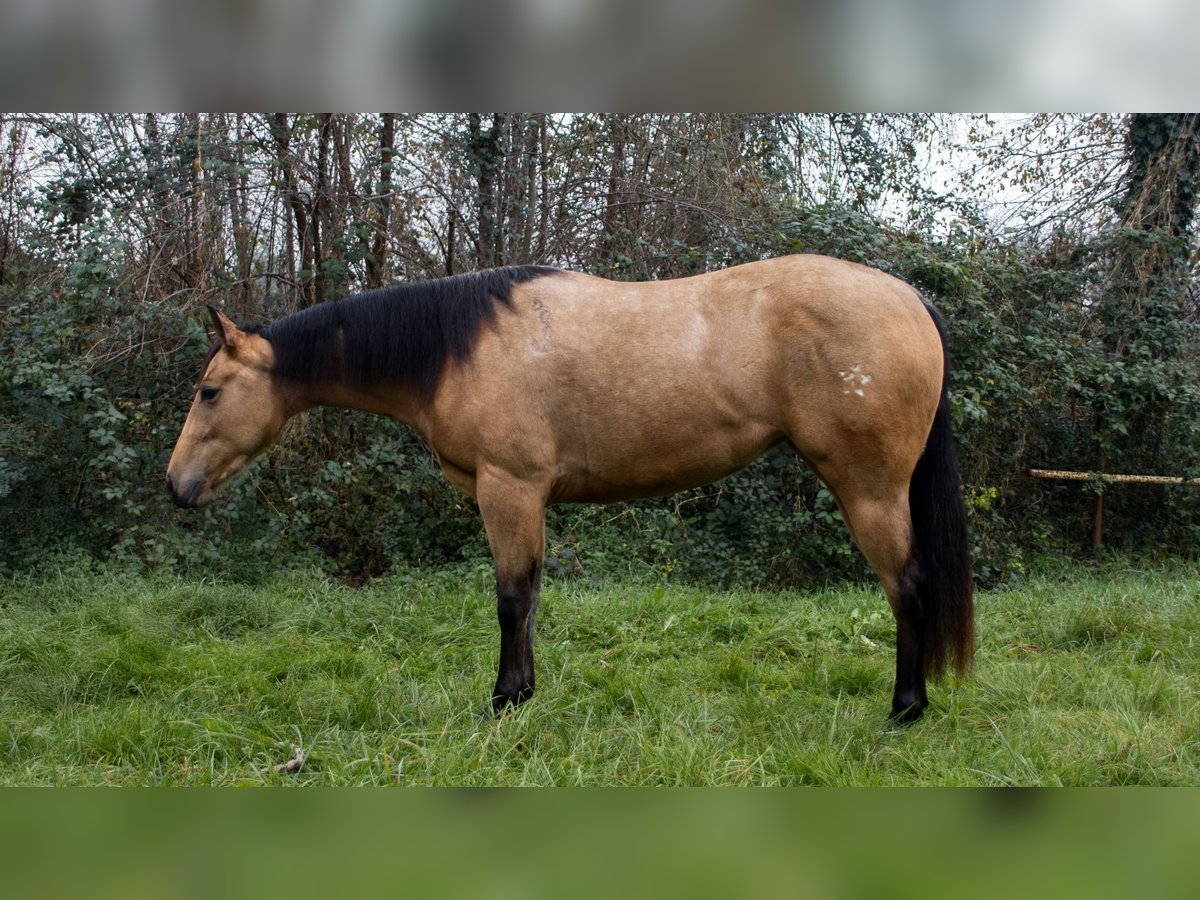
166;255;974;723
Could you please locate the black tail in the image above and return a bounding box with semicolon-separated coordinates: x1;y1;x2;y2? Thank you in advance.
909;302;975;679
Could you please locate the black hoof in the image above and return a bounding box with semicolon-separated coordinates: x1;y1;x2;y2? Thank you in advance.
888;698;927;725
489;686;534;716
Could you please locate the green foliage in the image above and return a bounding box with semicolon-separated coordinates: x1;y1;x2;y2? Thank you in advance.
540;448;867;590
265;410;489;580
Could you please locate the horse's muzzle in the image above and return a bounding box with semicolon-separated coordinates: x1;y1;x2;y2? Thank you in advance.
166;471;204;509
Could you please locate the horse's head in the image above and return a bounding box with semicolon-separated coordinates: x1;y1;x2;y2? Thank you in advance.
166;308;289;508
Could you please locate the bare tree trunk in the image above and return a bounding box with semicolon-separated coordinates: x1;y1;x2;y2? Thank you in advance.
140;114;180;296
600;115;627;268
270;114;311;308
313;113;334;304
367;113;396;288
229;113;254;311
630;121;652;246
0;112;6;285
0;114;18;284
537;113;549;261
497;114;522;266
469;112;504;269
519;114;538;263
328;113;360;299
189;113;208;294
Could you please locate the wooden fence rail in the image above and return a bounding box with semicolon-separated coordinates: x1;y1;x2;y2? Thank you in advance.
1028;469;1194;486
1028;468;1198;546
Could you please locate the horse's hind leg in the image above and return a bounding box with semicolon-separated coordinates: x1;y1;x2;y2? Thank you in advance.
476;472;547;713
821;477;928;723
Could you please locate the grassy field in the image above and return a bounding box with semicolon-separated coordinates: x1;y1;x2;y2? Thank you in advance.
0;558;1197;785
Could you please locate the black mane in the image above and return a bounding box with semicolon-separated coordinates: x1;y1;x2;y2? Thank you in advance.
251;266;557;399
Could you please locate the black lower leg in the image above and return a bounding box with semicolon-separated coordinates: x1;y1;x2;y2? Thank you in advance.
491;565;540;713
890;570;928;724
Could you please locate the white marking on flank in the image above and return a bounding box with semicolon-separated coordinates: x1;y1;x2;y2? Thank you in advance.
838;364;872;398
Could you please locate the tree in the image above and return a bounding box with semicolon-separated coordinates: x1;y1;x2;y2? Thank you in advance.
1090;114;1200;477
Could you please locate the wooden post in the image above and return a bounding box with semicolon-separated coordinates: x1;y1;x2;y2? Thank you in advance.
1092;491;1104;547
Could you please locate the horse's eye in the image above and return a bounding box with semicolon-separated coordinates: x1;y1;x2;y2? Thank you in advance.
199;386;221;402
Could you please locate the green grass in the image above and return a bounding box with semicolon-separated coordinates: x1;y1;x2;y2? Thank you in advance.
0;559;1197;785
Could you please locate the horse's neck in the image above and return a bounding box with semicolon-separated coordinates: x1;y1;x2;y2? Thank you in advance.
289;376;427;430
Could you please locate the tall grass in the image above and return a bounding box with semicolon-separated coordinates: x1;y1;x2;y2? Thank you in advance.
0;558;1196;785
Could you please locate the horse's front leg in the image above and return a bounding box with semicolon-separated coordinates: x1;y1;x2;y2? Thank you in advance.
476;471;547;714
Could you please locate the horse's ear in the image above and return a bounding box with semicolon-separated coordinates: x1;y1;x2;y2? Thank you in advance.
206;305;246;352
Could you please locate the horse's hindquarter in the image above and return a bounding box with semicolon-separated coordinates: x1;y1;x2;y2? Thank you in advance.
764;257;945;479
427;257;943;503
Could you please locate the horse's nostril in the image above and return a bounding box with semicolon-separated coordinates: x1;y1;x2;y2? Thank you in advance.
167;471;196;508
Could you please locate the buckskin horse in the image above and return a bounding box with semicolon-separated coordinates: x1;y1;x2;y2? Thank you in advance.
167;255;974;723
